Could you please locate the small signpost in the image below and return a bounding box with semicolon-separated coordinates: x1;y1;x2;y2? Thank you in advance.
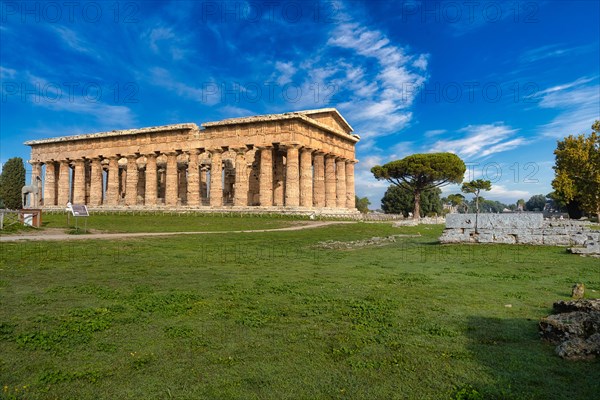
66;202;89;232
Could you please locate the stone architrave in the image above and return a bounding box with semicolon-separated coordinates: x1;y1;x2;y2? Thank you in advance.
125;155;139;206
43;161;56;206
259;146;273;206
313;152;325;207
209;148;224;207
73;159;86;204
89;157;104;206
345;160;356;209
144;153;158;206
187;149;200;206
233;148;249;206
165;152;179;206
106;156;120;206
335;157;347;208
285;143;301;207
325;155;336;207
300;147;313;208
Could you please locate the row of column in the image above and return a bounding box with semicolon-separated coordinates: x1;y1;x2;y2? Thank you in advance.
32;145;356;209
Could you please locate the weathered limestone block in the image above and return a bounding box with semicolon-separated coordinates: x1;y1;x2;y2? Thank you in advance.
515;233;544;245
475;231;495;243
542;235;572;246
445;213;544;230
493;233;517;244
439;229;473;243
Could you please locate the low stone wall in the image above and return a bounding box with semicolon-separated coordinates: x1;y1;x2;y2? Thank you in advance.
439;213;598;247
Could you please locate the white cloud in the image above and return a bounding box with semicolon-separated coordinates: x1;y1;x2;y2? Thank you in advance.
0;65;17;79
535;78;600;138
327;19;428;137
429;124;527;158
144;26;190;60
51;25;97;57
274;61;297;86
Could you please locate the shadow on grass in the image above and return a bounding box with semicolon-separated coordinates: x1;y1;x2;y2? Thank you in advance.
461;315;600;400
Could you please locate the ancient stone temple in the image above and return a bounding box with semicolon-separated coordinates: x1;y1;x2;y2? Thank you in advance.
25;108;359;213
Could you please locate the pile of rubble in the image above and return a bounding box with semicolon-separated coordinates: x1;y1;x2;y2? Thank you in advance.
313;234;420;250
539;298;600;360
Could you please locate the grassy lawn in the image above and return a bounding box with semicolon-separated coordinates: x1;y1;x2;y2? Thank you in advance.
34;212;303;233
0;219;599;399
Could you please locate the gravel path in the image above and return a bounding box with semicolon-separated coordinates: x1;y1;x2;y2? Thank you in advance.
0;221;355;242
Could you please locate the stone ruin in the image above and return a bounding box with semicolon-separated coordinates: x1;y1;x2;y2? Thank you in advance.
539;299;600;360
439;213;600;256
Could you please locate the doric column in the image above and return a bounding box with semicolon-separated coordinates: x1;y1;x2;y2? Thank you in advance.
165;152;179;207
313;152;325;207
43;161;56;206
300;148;313;208
345;160;356;209
273;151;285;206
125;155;139;206
73;159;86;204
325;154;337;208
187;149;200;206
89;157;103;206
209;148;223;207
144;153;157;206
284;143;300;207
57;160;71;206
233;148;249;206
106;156;120;206
336;157;347;208
258;146;273;207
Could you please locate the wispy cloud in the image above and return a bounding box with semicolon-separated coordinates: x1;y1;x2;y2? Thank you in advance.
144;26;191;60
429;124;527;158
326;12;429;137
50;25;98;58
520;43;596;64
536;78;600;138
7;70;136;127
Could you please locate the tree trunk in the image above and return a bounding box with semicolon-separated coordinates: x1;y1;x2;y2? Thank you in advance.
413;190;421;220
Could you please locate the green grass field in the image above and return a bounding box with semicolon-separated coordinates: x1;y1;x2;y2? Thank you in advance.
1;217;599;399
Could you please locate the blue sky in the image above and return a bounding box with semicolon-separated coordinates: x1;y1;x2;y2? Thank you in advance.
1;0;599;208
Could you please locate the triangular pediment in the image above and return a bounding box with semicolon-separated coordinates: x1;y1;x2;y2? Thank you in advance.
298;108;353;134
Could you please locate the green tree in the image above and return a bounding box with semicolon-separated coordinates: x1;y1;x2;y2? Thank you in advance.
355;195;371;214
381;185;442;217
371;153;465;219
0;157;26;210
461;179;492;213
552;121;600;221
447;193;467;213
525;194;547;212
516;199;525;211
